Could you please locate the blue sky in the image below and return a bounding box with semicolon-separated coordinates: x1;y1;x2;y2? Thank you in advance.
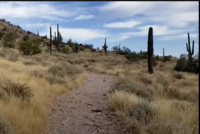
0;1;198;57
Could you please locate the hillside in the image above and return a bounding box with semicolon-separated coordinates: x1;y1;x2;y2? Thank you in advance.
0;19;199;134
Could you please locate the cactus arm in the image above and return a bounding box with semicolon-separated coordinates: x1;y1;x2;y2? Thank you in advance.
192;40;194;54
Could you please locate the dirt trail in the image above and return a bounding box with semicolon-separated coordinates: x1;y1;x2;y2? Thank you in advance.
46;68;128;134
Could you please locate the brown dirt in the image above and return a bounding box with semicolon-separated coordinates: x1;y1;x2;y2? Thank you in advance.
46;67;129;134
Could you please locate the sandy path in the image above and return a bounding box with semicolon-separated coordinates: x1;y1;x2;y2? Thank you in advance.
46;68;128;134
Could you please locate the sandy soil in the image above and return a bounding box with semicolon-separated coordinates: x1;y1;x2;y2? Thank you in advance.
46;67;129;134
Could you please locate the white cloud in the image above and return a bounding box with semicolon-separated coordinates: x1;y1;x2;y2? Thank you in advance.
159;33;199;41
108;35;131;42
98;2;198;43
42;26;109;42
120;25;186;38
74;15;95;20
0;2;78;20
25;22;51;29
98;2;198;28
103;20;141;28
147;12;198;28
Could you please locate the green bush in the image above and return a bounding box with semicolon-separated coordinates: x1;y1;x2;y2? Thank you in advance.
23;35;30;41
62;46;71;53
174;56;198;73
27;31;31;34
0;30;4;40
2;27;7;32
19;38;42;55
174;57;187;71
153;57;158;66
3;33;15;48
125;52;139;62
163;55;171;62
79;46;85;51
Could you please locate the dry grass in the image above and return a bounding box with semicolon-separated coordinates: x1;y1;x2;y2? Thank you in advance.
0;54;86;134
0;44;198;134
0;116;13;134
108;58;199;134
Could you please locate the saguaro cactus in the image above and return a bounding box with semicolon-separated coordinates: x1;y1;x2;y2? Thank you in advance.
186;33;194;61
49;26;52;55
118;43;120;54
163;48;165;62
56;24;59;50
75;44;78;53
102;38;108;55
147;27;154;74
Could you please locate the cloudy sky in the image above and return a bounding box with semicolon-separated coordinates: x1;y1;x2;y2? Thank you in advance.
0;1;198;57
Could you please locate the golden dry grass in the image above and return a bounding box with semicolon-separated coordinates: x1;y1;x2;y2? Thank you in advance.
0;51;86;134
106;58;199;134
0;44;198;134
73;51;198;134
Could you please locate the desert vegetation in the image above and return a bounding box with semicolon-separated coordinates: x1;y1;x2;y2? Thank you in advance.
0;18;199;134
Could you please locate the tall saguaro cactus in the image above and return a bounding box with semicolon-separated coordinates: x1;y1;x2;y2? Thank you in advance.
163;48;165;62
118;43;120;54
102;38;108;55
11;25;16;43
186;33;194;61
49;26;52;55
147;27;154;74
56;24;59;50
75;44;78;53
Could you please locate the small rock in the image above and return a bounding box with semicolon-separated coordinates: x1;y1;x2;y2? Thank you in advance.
91;109;102;112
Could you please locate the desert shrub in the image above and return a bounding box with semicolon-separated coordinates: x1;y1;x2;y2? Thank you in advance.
129;101;157;125
45;75;66;85
161;83;196;102
164;55;172;62
0;51;6;57
16;25;22;29
174;55;198;73
174;57;187;71
48;63;82;77
155;55;160;60
112;78;153;100
23;60;38;66
139;51;148;59
153;57;158;66
27;31;31;34
0;30;4;40
23;35;30;41
83;44;93;49
62;46;71;53
172;73;184;80
3;33;15;48
41;35;47;39
79;46;85;51
146;120;195;134
46;63;82;84
139;76;152;85
19;38;42;55
2;27;7;32
91;49;96;52
6;56;18;62
0;77;34;102
0;117;13;134
29;70;45;78
0;18;6;22
125;52;139;62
